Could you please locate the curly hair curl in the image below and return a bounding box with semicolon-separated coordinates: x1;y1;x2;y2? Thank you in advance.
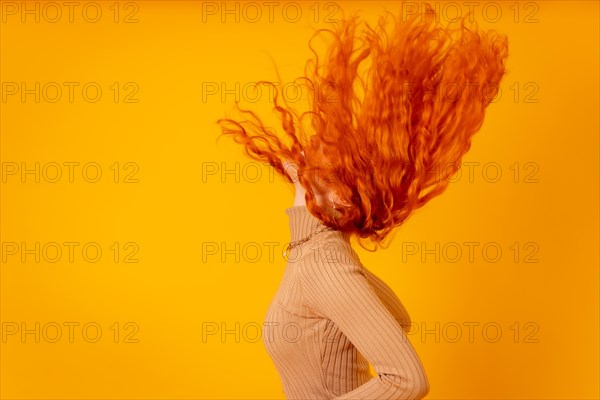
216;3;509;252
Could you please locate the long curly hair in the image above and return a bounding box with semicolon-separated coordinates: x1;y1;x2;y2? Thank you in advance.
216;3;509;252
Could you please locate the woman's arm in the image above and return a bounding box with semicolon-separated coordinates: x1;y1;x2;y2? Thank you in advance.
297;251;430;399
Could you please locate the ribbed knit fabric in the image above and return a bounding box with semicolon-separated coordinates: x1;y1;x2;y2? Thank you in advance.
262;205;430;399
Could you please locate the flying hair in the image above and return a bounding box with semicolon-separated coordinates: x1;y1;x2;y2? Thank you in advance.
216;3;510;252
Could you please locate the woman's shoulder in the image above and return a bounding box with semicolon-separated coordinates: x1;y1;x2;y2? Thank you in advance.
361;267;413;330
292;239;366;294
296;241;413;330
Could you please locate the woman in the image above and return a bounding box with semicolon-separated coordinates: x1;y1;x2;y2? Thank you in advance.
217;3;509;398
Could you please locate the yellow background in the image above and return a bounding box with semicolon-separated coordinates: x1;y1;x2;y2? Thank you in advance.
1;0;598;399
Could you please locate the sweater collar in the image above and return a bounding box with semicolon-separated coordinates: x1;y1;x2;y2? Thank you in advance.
285;205;350;244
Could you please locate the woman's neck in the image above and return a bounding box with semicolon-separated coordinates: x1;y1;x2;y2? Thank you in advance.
293;184;307;206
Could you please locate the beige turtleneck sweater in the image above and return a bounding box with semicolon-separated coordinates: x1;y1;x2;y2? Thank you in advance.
262;205;430;399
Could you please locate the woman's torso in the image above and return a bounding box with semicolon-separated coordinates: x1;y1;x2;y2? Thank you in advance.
262;240;412;399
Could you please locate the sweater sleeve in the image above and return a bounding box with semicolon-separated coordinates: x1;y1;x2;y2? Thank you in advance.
297;248;430;400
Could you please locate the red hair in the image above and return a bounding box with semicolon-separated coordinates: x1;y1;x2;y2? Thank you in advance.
216;3;509;252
